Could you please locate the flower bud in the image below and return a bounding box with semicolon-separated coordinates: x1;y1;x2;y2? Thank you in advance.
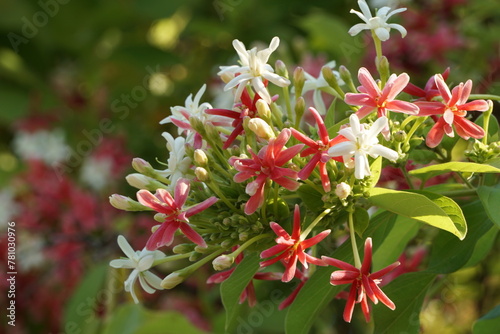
109;194;150;211
248;118;275;140
173;243;195;254
256;99;271;120
194;149;208;166
275;60;289;78
219;71;234;84
393;130;407;143
293;67;305;97
212;255;234;271
378;56;390;81
295;97;305;123
161;272;184;289
335;182;352;200
239;232;249;241
195;167;209;182
132;158;154;174
339;66;353;86
220;239;233;248
321;65;339;88
151;224;161;233
126;173;166;191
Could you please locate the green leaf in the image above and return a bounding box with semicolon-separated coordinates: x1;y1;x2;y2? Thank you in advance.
285;239;354;334
373;272;436;334
297;183;324;212
408;149;438;164
427;200;493;274
409;161;500;179
368;156;382;189
464;228;498;268
221;252;260;333
407;190;467;239
353;206;369;237
63;264;108;333
369;187;466;240
102;303;144;334
476;113;500;142
477;186;500;228
473;305;500;334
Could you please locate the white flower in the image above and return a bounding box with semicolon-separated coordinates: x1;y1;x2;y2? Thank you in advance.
80;156;113;191
160;84;214;139
218;37;290;104
302;61;344;114
349;0;407;42
12;129;70;164
328;115;398;179
158;132;192;187
109;235;165;303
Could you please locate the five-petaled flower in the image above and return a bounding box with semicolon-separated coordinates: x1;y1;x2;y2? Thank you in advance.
328;114;399;179
137;178;218;250
218;37;290;105
291;107;347;192
109;235;165;303
415;74;489;148
322;238;400;323
260;204;331;282
349;0;407;41
345;67;419;131
229;129;303;215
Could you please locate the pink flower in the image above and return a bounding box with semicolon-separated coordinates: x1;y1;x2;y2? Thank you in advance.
322;238;400;323
207;248;282;307
206;89;275;149
260;205;331;282
229;129;303;215
345;67;419;121
415;74;489;148
137;178;218;250
291;107;347;192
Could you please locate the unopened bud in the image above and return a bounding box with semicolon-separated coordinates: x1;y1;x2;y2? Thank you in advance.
275;60;289;78
126;173;166;191
189;117;206;137
195;167;209;182
393;130;407;143
109;194;150;211
151;224;161;233
219;71;234;84
339;66;353;86
220;239;233;248
293;67;305;97
239;232;249;241
378;56;390;81
154;213;166;223
132;158;154;174
173;243;195;254
205;122;223;146
194;149;208;166
212;255;234;271
295;97;305;122
161;272;184;289
321;65;339;88
256;99;271;120
189;252;202;261
248;118;275;140
335;182;351;200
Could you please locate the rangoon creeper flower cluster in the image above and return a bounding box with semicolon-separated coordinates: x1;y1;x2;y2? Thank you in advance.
108;0;497;326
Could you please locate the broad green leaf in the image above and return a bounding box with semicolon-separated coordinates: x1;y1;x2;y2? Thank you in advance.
409;161;500;179
409;149;438;164
285;238;355;334
63;264;108;333
427;201;493;274
102;303;145;334
353;206;369;237
476;113;500;142
327;116;350;138
464;227;498;268
486;157;500;169
221;252;260;333
372;216;420;269
368;156;382;189
369;187;466;240
297;183;324;212
407;190;467;239
473;305;500;334
477;186;500;228
373;272;436;334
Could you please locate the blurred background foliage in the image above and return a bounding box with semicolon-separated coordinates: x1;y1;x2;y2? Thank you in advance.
0;0;499;333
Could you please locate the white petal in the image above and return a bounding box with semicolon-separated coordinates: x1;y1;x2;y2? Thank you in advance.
328;141;356;157
349;114;362;136
338;127;357;142
263;72;290;87
109;259;135;269
252;77;272;104
386;7;407;19
225;73;252;90
388;23;407;38
143;271;164;290
232;39;249;61
137;253;155;271
369;144;399;161
375;27;391;42
366;116;388;140
117;235;137;261
193;84;207;106
139;274;156;294
354;152;370;179
348;23;370;36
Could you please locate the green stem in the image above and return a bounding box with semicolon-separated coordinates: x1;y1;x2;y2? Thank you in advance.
229;233;273;258
482;101;493;144
400;166;415;190
283;86;294;122
348;211;362;268
153;252;193;266
206;180;239;212
403;116;427;148
371;31;383;81
178;248;227;276
469;94;500;101
438;189;477;198
300;207;332;240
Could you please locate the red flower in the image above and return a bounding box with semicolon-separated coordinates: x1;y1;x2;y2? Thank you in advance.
207;248;282;307
206;89;275;149
403;68;450;102
229;129;303;215
415;74;489;148
345;67;419;120
291;107;347;192
137;178;218;250
260;205;331;282
322;238;400;323
278;268;309;310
